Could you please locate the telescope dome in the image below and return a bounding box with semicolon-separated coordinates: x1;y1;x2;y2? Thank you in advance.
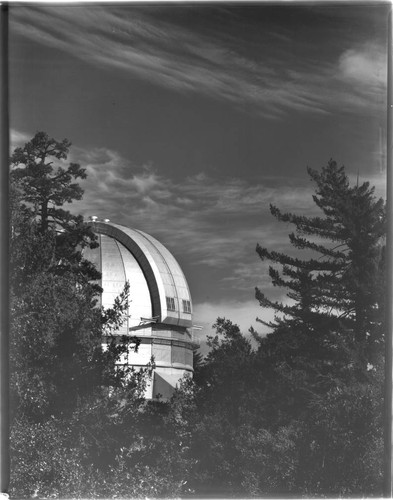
84;220;196;399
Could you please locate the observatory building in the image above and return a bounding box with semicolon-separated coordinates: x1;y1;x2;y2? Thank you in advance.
84;219;196;399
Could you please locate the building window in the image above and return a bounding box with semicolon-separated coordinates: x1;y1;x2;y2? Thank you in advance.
166;296;176;311
182;299;191;314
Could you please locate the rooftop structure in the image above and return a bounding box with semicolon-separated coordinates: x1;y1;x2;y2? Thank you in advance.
84;220;196;399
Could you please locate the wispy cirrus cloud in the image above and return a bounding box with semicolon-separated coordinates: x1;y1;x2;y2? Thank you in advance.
10;5;387;119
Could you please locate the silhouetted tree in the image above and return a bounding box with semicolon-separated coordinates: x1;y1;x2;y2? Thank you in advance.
11;131;86;232
256;160;386;367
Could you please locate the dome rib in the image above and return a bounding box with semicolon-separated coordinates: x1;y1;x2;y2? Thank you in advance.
89;221;162;320
132;228;181;324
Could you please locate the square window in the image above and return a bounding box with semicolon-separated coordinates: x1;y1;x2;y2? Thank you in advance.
182;299;191;314
166;296;176;311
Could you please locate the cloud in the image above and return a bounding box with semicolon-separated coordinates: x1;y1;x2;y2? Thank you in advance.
193;299;263;333
10;6;387;118
192;298;275;356
192;293;296;356
10;129;33;149
338;43;387;90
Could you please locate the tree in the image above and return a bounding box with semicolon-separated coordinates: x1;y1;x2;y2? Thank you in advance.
250;160;386;496
10;133;100;291
11;131;86;232
184;319;264;496
297;368;384;496
255;160;386;366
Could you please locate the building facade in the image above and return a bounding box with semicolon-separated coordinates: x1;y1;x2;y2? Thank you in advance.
84;220;196;399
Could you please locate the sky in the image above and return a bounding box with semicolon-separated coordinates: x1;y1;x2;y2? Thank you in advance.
8;2;389;343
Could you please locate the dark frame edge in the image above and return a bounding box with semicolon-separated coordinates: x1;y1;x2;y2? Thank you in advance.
384;4;393;498
0;1;10;496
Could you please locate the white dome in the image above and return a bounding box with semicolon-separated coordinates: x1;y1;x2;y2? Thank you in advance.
84;220;195;399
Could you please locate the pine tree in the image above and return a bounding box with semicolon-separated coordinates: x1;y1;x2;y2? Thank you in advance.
11;131;85;232
10;132;100;286
255;160;386;362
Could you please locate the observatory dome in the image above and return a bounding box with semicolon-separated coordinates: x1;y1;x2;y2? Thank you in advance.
84;220;196;399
